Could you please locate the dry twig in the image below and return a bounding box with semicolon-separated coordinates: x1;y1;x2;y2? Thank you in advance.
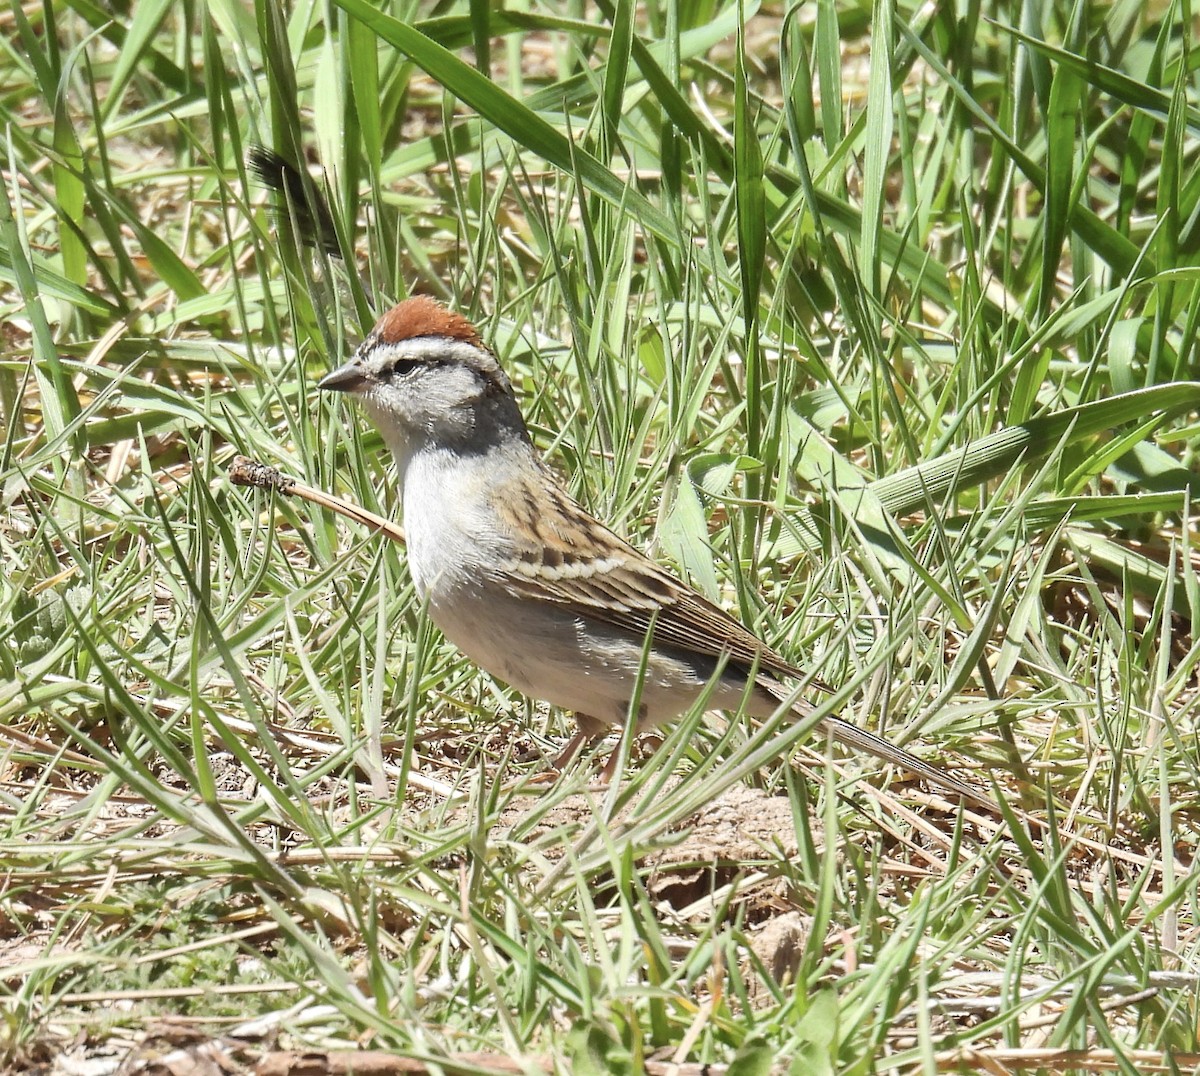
229;454;406;545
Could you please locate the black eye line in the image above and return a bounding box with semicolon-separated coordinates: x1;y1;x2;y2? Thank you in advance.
390;351;449;376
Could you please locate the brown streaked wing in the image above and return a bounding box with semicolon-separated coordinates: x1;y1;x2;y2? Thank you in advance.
491;475;807;681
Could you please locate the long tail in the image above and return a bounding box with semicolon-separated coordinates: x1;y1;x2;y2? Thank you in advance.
247;146;342;256
760;682;992;807
823;712;992;807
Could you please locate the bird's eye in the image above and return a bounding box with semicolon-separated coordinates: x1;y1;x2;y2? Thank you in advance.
392;357;421;376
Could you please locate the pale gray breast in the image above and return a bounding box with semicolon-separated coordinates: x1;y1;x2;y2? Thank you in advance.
401;450;516;599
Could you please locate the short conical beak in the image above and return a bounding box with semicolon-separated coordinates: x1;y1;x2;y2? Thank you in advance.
318;363;369;393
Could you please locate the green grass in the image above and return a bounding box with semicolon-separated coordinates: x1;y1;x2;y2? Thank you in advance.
3;0;1200;1071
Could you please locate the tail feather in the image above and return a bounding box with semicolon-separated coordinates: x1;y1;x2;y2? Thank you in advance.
759;681;991;807
247;146;342;256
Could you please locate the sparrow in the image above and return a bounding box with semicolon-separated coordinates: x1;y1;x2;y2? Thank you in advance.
316;295;985;804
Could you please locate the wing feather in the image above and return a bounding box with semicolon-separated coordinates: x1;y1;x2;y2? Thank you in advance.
492;474;809;683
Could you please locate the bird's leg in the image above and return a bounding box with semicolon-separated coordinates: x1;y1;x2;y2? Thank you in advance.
597;742;625;786
551;727;590;771
597;705;651;786
549;713;609;774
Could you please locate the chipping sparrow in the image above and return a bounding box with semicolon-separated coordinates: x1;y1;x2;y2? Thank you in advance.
319;296;984;803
